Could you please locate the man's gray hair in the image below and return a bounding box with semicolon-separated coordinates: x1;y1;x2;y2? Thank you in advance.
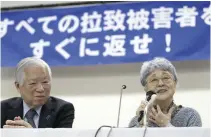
140;57;178;86
15;57;52;86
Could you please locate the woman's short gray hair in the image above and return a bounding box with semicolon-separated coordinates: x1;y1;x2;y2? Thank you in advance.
15;57;52;86
140;57;178;86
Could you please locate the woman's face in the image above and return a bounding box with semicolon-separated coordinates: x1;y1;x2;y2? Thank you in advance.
145;69;176;101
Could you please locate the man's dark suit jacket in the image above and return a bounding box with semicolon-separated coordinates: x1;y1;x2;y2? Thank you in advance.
1;96;75;128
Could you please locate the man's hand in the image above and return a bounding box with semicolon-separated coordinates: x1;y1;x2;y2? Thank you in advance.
3;116;33;128
148;105;175;127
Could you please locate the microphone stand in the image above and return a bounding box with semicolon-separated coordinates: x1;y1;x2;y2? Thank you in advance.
143;104;149;127
116;85;126;128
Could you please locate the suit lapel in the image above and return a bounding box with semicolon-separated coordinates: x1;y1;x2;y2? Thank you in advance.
38;97;55;128
7;98;23;120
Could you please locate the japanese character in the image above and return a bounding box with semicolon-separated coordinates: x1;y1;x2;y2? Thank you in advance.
103;35;126;56
79;38;100;57
130;34;153;54
175;6;198;27
103;9;126;31
0;18;14;38
201;5;211;26
58;15;79;33
127;9;150;30
165;34;171;52
55;37;76;59
151;7;174;29
15;17;35;34
30;39;50;58
81;11;102;33
37;16;57;35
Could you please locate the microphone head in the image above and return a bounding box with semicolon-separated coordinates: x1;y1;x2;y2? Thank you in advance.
149;94;157;103
146;91;156;101
122;85;127;89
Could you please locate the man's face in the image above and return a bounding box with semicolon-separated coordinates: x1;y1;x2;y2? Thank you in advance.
15;65;51;108
145;69;176;101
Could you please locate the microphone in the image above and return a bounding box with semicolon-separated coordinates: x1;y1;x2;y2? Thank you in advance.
116;85;127;128
138;91;156;123
146;91;156;102
143;91;156;127
93;85;127;137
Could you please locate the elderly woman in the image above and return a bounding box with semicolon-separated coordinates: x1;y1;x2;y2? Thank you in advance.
129;57;202;127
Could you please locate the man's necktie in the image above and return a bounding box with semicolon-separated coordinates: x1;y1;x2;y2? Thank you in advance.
25;109;37;128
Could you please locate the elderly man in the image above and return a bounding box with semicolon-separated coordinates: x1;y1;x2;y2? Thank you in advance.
1;57;75;128
129;57;202;127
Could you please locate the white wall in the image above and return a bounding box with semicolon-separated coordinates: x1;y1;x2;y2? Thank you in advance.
1;61;210;128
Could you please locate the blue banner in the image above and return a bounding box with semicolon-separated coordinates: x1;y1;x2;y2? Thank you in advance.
1;1;210;67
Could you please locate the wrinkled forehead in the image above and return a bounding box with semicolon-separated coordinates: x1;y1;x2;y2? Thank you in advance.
23;65;50;79
147;69;173;79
